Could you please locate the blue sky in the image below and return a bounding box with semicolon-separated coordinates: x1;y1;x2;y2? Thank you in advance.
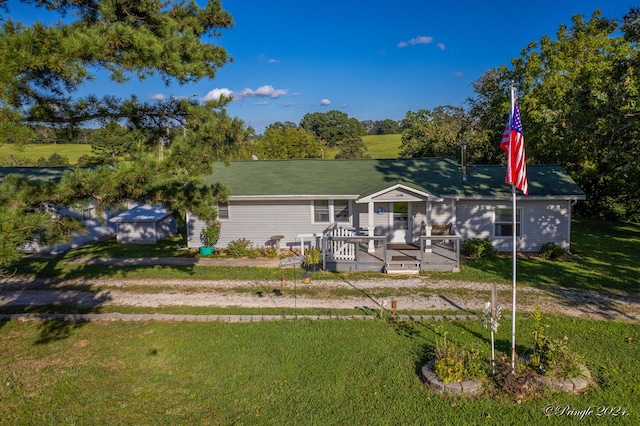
5;1;635;133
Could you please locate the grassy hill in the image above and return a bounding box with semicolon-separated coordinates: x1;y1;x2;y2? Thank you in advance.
1;134;403;166
324;134;401;159
0;143;92;166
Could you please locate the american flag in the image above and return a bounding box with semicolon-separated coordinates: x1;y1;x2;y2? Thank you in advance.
500;98;528;195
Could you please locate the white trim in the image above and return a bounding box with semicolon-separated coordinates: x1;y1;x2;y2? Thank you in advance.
230;194;358;201
217;201;230;221
356;183;442;203
493;206;523;238
451;195;585;201
311;199;353;225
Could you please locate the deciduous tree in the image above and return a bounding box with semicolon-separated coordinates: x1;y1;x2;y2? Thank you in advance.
399;106;486;162
299;110;366;147
254;125;322;159
470;9;640;220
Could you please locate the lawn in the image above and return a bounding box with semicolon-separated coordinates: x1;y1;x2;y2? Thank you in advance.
0;317;638;425
2;219;640;423
0;143;92;166
15;219;640;295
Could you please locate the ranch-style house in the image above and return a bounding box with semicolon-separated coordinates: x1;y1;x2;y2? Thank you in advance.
186;157;585;273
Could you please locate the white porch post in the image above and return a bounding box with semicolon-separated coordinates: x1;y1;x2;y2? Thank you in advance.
367;201;375;252
424;200;432;253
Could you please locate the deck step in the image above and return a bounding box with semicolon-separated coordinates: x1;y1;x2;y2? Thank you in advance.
385;258;421;274
385;268;420;275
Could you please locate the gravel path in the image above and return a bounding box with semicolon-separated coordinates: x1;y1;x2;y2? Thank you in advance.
1;277;639;322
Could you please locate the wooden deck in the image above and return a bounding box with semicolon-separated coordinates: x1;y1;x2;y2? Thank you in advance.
324;241;459;273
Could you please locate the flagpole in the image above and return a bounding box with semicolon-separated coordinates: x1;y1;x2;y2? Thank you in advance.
511;183;517;370
509;85;517;371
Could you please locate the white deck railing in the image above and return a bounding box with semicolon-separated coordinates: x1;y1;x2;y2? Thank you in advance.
327;227;357;260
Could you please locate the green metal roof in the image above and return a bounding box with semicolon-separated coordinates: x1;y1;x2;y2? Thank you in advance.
203;158;465;198
464;164;586;198
204;158;585;199
1;160;585;200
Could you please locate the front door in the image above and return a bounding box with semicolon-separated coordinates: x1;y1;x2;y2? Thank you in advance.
391;202;409;243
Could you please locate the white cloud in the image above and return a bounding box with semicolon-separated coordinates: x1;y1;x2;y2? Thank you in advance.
454;71;463;77
236;85;288;99
202;85;288;102
255;101;269;105
340;103;347;109
321;99;331;106
268;58;280;63
437;42;445;50
202;88;233;101
397;35;434;48
149;93;166;101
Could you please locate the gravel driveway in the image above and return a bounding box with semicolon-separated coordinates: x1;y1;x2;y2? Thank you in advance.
1;276;639;323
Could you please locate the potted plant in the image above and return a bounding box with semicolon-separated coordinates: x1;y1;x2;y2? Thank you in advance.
199;221;221;255
304;247;322;271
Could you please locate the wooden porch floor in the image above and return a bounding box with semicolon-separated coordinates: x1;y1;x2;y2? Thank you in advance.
327;242;459;273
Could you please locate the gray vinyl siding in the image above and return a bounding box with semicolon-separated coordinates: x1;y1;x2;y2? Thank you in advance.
187;197;574;252
456;199;573;251
188;199;356;250
115;223;154;244
115;217;176;244
352;202;399;237
356;201;453;243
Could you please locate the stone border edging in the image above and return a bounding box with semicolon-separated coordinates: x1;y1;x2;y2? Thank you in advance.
419;359;591;396
0;313;479;323
420;359;483;395
538;364;591;392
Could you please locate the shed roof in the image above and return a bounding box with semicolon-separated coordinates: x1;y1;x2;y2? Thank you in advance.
0;166;77;183
109;205;170;223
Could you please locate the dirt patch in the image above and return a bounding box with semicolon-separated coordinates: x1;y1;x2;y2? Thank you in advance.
1;277;639;322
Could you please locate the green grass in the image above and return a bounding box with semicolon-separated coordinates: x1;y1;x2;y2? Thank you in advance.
1;135;401;165
324;133;402;159
361;134;401;158
0;317;638;424
0;143;92;165
3;219;640;423
426;219;640;293
15;219;640;295
62;234;196;259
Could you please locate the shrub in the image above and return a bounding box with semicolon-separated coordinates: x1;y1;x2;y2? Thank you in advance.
529;305;585;378
200;221;221;247
538;242;567;260
493;353;540;400
227;238;253;258
304;247;322;268
431;332;487;384
461;238;496;258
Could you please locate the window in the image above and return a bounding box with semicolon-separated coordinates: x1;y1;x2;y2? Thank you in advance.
314;200;330;223
494;208;521;237
218;202;229;220
313;200;351;223
334;200;350;223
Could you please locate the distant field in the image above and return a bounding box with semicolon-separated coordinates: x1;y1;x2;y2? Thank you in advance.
0;135;402;165
0;143;92;166
324;134;401;159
